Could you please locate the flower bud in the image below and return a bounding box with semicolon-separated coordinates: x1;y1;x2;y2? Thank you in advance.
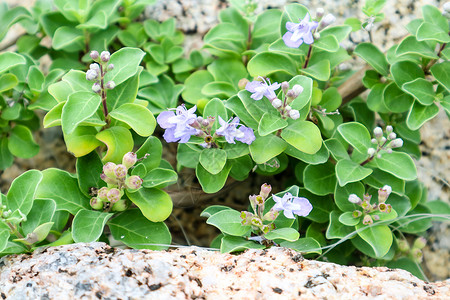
321;14;336;27
249;194;257;209
272;99;282;109
285;105;292;112
367;148;376;157
107;188;121;203
389;138;403;148
97;187;109;201
125;175;143;190
106;81;116;89
443;2;450;13
263;209;279;222
100;51;110;62
289;109;300;120
292;84;304;96
108;64;114;71
241;211;254;220
380;137;387;144
286;90;296;98
413;237;427;249
90;50;99;60
372;214;380;221
316;8;324;19
92;82;101;93
378;185;392;203
90;197;104;210
365;22;374;31
352;210;362;218
411;248;423;263
386;125;393;133
388;132;396;140
255;195;264;205
397;239;409;252
348;194;362;204
281;81;290;94
362;215;373;225
386;148;393;154
100;173;117;185
122;152;137;169
371;138;377;144
112;199;127;212
86;69;98;81
259;183;272;199
238;78;250;90
361;201;370;211
103;162;117;179
363;194;372;202
338;63;351;72
114;164;128;179
90;63;100;72
313;32;321;40
373;127;383;138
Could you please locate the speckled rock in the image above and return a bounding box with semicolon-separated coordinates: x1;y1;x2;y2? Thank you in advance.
0;243;448;299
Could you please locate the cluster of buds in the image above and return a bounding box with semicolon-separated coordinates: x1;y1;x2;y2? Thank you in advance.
273;82;302;120
315;8;336;31
90;152;143;212
87;50;115;94
0;205;12;220
0;205;26;225
240;184;279;237
348;185;393;225
189;116;216;148
398;237;427;263
367;126;403;158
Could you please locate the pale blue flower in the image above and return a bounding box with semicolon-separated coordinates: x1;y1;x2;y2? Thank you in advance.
283;13;318;48
215;116;255;145
272;192;313;219
157;105;199;143
245;77;281;101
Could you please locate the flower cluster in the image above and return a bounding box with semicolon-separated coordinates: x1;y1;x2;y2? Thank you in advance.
157;105;255;148
240;184;312;243
86;50;115;94
367;126;404;158
397;237;427;263
245;78;303;120
90;152;143;212
348;185;393;225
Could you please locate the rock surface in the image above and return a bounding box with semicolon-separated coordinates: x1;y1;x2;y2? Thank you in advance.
0;243;448;299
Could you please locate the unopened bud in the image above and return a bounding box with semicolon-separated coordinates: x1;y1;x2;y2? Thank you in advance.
114;164;128;179
361;201;370;211
371;138;377;144
316;8;324;19
321;14;336;27
289;109;300;120
255;195;264;205
122;152;137;169
272;99;282;109
249;194;257;208
106;81;116;89
386;125;393;133
92;82;101;93
373;127;383;138
411;248;423;263
363;194;372;202
352;210;362;218
389;138;403;148
125;175;143;190
365;22;374;31
90;197;104;210
386;148;393;154
362;215;373;225
112;199;127;212
90;63;100;72
108;64;114;71
398;239;409;252
413;237;427;249
107;188;121;203
285;105;292;112
103;162;117;179
378;185;392;203
380;137;387;144
388;132;396;140
293;84;304;96
97;187;109;201
372;214;380;221
313;32;321;39
100;51;110;62
281;81;290;94
260;183;272;199
338;63;351;71
367;148;376;157
86;69;98;81
241;211;254;220
286;90;296;98
263;209;279;222
90;50;99;60
238;78;250;90
348;194;362;204
100;173;117;185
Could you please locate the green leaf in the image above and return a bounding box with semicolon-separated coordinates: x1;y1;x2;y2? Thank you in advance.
28;66;45;93
35;168;90;215
0;137;13;169
61;92;101;135
142;168;177;189
422;4;449;32
258;113;288;136
313;35;339;52
367;83;389;113
0;73;18;92
126;188;172;222
104;47;146;86
288;75;313;111
430;62;450;92
396;36;438;59
390;61;424;87
326;210;354;239
220;235;264;253
335;182;365;212
60;70;92;92
8;125;39;159
249;134;287;164
181;70;214;104
280;3;309;36
406;101;439;130
96;126;133;163
20;198;55;236
6;169;42;215
247;52;297;77
285;142;329;165
203;97;228;130
76;151;105;197
107;69;141;112
199;148;227;175
252;9;282;49
344;17;362;31
302;60;331;81
383;82;414;113
303;162;336;196
109;103;155;137
354;43;389;76
425;200;450;221
64;126;102;157
225;95;259;129
177;143;201;168
206;209;251;236
108;209;171;250
416;22;450;43
222;142;250;159
0;52;26;74
196;162;232;194
356;224;392;258
320;25;352;43
280;237;322;254
52;26;85;52
375;152;417;181
386;257;426;281
200;205;233;218
0;222;11;253
335;159;372;186
363;169;405;195
207;58;247;85
264;228;299;242
136;136;162;171
396;204;432;233
78;10;107;30
320;87;342;111
281;121;322;154
201;82;236;98
72;210;113;243
339;211;360;226
402;78;435;105
337;122;371;155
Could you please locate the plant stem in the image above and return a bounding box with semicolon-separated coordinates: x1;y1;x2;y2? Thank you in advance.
99;64;109;120
303;44;313;69
424;41;447;73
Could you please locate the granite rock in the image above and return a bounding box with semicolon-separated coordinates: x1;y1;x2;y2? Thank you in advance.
0;243;448;299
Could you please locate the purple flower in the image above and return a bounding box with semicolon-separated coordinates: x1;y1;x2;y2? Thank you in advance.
283;13;318;48
215;116;255;145
272;192;313;219
157;105;199;143
245;77;281;101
